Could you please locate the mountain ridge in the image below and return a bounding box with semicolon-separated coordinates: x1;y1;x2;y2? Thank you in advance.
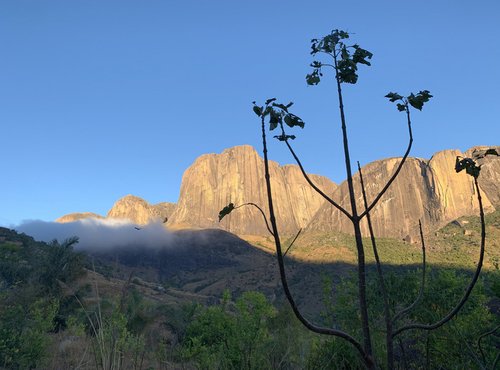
56;144;499;240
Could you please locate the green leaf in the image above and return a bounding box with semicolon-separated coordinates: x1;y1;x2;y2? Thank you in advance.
274;134;296;141
252;105;263;117
272;103;289;113
269;110;280;130
284;113;305;128
407;93;422;110
337;30;349;39
396;103;407;112
352;46;373;66
337;59;358;84
341;47;349;60
407;90;432;111
306;70;321;85
385;92;403;102
455;157;481;179
218;203;235;222
265;98;277;105
310;40;318;55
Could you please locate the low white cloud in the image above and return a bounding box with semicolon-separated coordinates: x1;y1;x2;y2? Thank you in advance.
16;218;174;251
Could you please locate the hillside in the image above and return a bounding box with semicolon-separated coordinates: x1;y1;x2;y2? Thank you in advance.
0;207;500;369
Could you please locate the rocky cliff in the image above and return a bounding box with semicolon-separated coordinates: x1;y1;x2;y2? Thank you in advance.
57;196;177;226
56;145;498;239
167;145;337;235
107;195;176;225
56;212;104;223
307;148;496;240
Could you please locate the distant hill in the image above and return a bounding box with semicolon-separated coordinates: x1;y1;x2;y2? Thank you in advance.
56;212;104;223
57;195;176;225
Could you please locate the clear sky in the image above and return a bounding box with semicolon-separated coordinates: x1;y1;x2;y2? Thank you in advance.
1;0;499;226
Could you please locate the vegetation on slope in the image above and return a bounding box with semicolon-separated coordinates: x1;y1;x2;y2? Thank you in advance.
0;209;498;369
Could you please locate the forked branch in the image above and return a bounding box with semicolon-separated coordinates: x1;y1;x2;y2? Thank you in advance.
259;112;373;368
283;136;352;220
283;228;302;257
477;324;500;365
393;177;486;337
218;202;274;236
359;106;413;220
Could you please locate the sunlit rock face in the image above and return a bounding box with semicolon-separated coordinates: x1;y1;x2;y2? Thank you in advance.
167;145;337;235
307;148;496;240
56;212;104;223
56;145;498;239
56;196;176;226
107;195;176;225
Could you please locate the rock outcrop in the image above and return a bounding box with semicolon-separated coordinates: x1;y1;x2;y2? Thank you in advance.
307;149;496;240
56;212;104;223
55;144;498;239
107;195;176;225
167;145;337;235
57;196;176;226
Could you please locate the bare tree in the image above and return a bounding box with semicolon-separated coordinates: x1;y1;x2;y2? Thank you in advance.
220;29;493;369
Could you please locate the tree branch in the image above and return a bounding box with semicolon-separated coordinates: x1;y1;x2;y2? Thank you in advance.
283;228;302;257
234;202;274;236
392;219;427;324
332;48;373;360
393;177;486;337
259;111;373;368
282;138;353;220
358;160;394;369
477;324;500;365
359;107;413;219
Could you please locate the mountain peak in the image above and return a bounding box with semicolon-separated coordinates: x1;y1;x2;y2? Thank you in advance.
107;195;176;225
167;145;337;234
308;147;497;239
55;212;104;223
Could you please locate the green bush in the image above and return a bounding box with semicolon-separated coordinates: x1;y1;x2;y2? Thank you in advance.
0;299;58;369
181;291;276;369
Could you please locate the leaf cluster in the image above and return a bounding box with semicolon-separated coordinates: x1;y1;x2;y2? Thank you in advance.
218;202;235;222
455;156;481;178
385;90;433;112
454;149;499;179
252;99;305;135
307;29;372;85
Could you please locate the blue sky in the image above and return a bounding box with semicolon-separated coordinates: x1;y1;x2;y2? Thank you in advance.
1;1;499;226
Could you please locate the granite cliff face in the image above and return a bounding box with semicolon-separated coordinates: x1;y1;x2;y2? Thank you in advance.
57;196;177;226
107;195;176;225
167;145;337;235
307;149;496;240
56;145;498;239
